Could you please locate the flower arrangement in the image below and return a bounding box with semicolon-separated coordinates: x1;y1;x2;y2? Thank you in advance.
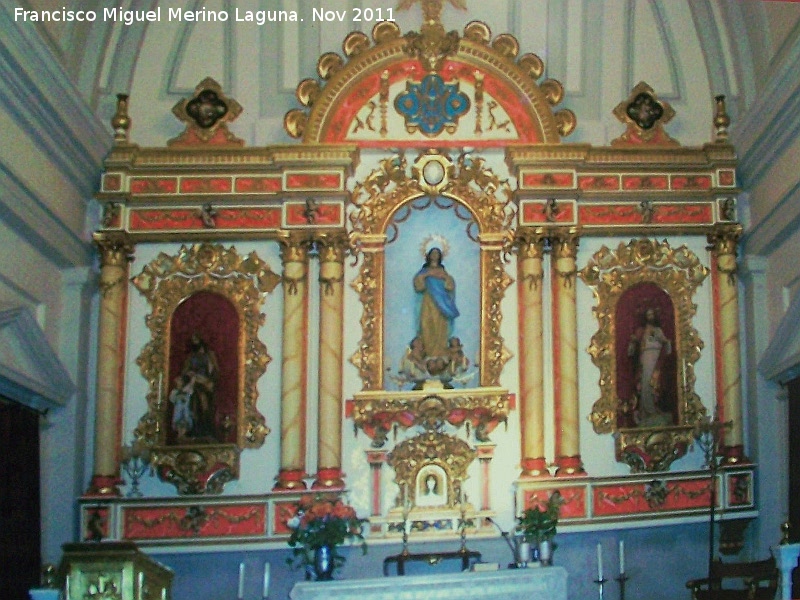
518;490;563;545
286;494;368;574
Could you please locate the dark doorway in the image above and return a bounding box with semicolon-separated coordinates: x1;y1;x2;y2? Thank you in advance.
0;398;41;600
789;377;800;597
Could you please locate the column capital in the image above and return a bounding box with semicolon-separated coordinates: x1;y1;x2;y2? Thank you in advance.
316;232;349;264
707;223;743;256
92;232;134;267
515;227;548;259
549;226;581;259
278;234;312;264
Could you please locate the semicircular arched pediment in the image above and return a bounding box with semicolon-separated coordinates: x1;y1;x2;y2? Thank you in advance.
285;20;576;146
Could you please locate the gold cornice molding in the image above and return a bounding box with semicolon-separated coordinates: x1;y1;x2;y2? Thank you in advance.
100;144;358;173
507;144;736;168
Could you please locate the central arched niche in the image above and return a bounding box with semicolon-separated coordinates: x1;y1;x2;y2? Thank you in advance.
348;150;515;448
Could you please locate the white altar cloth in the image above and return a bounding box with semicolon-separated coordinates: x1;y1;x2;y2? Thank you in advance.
290;566;568;600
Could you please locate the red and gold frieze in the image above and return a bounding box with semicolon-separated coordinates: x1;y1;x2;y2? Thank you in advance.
671;174;713;190
519;200;576;225
284;201;344;228
128;207;282;232
717;169;736;187
622;175;669;190
593;479;712;517
515;466;756;526
122;504;266;540
578;202;714;227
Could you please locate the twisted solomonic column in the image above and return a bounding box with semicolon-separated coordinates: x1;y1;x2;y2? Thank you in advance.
275;237;311;490
87;233;134;496
516;229;549;478
708;224;748;464
313;235;347;489
550;228;585;476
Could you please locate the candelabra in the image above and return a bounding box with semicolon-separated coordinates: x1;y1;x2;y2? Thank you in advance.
120;440;153;497
693;412;731;579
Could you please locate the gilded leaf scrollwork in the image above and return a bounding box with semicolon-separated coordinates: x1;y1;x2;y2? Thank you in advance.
132;243;280;494
388;430;476;508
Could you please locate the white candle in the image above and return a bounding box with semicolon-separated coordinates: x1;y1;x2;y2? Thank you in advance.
519;541;532;563
238;563;245;599
597;543;604;580
262;562;270;598
619;540;625;574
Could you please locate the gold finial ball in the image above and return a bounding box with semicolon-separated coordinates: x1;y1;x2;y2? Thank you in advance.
111;93;131;139
781;521;791;544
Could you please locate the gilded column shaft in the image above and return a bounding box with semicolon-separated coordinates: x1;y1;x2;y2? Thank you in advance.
709;226;744;453
316;239;346;487
517;232;547;476
551;229;584;475
91;235;133;494
279;242;309;480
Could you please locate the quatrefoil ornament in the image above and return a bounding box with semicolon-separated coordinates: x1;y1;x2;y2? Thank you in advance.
612;81;678;146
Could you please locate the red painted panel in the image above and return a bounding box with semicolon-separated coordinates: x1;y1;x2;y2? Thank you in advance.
180;177;233;194
521;172;574;189
717;170;736;186
103;174;122;192
593;479;714;516
578;175;620;191
274;501;299;535
285;173;342;190
130;178;178;195
579;205;641;225
671;175;712;190
523;488;587;519
285;203;343;226
123;504;266;540
235;177;282;193
129;208;282;231
521;202;574;224
622;176;669;190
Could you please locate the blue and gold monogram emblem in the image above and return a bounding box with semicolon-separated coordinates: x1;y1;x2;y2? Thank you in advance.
394;74;470;136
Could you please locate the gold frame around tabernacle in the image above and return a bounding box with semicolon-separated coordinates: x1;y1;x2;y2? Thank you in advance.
579;238;709;472
131;243;280;493
348;149;515;392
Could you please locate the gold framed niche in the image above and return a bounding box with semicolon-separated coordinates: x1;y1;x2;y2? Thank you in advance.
579;239;709;472
348;150;515;445
132;243;281;494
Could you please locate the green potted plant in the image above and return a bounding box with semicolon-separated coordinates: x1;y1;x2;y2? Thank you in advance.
517;491;562;565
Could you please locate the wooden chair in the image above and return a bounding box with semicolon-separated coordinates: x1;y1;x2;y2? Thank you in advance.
686;557;779;600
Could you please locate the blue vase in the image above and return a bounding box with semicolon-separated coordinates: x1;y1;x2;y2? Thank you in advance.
313;545;335;580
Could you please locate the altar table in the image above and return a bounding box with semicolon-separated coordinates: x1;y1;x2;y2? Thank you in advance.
289;566;568;600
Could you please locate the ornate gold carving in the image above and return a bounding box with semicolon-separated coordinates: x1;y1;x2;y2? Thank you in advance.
714;95;731;142
579;239;709;471
287;17;572;143
151;446;240;495
93;232;134;268
612;81;678;146
615;426;698;473
349;249;385;390
132;243;280;494
169;77;244;146
351;388;511;447
387;429;475;508
708;224;742;286
349;150;514;389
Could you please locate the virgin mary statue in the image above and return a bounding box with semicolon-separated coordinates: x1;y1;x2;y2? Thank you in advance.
413;247;460;361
